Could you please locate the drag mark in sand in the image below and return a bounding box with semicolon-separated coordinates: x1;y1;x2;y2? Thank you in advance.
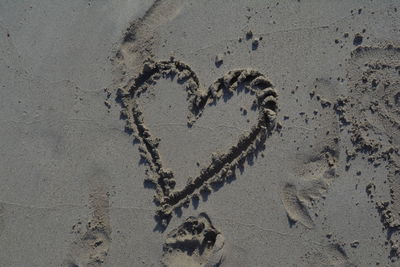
116;58;278;224
113;0;184;86
65;174;111;267
280;77;340;229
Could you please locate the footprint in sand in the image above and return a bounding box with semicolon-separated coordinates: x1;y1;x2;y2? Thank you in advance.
162;213;225;267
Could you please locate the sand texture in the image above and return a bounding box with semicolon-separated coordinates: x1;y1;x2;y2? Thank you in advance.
1;0;400;266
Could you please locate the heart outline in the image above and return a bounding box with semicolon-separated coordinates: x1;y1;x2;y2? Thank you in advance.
117;58;278;222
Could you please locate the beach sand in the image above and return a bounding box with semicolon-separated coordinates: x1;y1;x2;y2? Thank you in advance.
1;0;400;266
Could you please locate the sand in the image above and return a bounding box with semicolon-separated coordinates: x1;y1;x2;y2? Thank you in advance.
1;0;400;266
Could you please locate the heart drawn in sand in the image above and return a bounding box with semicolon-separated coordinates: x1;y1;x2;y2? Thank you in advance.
117;58;278;222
